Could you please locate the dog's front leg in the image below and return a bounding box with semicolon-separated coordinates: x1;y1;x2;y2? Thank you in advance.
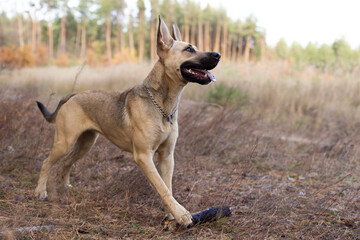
157;140;176;220
133;147;192;227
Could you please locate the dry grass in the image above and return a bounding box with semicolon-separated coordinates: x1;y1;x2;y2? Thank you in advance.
2;60;360;126
1;62;360;239
0;63;150;94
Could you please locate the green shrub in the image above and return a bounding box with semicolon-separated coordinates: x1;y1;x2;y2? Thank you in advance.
206;82;249;107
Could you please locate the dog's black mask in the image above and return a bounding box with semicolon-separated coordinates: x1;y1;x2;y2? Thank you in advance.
180;52;221;85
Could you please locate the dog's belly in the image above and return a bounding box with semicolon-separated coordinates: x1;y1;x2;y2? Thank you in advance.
103;129;133;153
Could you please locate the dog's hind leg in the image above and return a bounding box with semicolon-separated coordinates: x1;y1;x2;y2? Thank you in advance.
35;106;89;200
61;130;98;188
35;128;80;199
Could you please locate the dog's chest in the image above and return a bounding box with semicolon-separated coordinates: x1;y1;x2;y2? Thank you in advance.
152;120;177;145
159;122;173;136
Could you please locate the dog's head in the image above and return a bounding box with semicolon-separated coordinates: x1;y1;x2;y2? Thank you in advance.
157;16;221;85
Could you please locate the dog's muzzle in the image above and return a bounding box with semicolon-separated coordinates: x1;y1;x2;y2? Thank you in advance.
180;52;221;85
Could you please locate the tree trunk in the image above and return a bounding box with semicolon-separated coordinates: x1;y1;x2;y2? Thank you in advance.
236;33;242;61
190;18;196;44
37;16;42;50
213;21;221;53
128;14;135;57
244;34;251;62
138;6;145;62
48;22;53;58
0;15;3;45
57;14;66;55
30;14;36;53
197;20;203;51
204;20;210;51
75;22;81;57
47;1;53;59
165;3;173;25
17;14;24;48
227;32;232;60
221;20;228;59
80;21;86;59
231;34;237;61
105;19;112;62
115;12;120;54
184;12;190;43
120;24;125;54
27;16;31;46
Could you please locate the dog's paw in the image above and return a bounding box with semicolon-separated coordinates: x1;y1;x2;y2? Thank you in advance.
180;211;193;227
173;205;192;227
35;188;48;200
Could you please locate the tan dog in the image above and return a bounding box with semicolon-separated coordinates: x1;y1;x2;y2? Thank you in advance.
35;16;220;227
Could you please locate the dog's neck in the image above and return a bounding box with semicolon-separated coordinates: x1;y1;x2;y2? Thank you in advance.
143;60;186;116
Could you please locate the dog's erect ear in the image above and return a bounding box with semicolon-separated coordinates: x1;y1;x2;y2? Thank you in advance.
171;22;182;41
157;15;174;58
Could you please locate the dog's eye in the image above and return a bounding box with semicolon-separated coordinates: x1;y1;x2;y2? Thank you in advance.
185;46;195;53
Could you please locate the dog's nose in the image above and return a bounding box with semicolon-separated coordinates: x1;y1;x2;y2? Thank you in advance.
211;52;221;60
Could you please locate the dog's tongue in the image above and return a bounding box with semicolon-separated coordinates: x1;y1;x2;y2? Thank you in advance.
191;68;216;82
207;71;216;82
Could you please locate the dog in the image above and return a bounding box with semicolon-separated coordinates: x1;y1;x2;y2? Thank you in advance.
35;16;220;227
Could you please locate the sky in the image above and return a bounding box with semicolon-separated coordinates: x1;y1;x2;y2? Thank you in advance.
1;0;360;49
197;0;360;49
126;0;360;49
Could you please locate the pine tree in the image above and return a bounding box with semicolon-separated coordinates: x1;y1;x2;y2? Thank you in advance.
57;0;68;56
137;0;145;62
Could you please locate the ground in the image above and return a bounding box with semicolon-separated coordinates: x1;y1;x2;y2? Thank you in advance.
0;81;360;239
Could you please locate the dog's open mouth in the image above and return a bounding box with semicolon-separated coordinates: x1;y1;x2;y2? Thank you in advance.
180;64;217;85
182;67;216;82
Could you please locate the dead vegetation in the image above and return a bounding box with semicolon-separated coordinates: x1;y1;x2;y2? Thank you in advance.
1;63;360;239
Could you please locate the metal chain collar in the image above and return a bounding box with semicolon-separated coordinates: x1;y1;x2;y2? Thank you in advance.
144;86;177;124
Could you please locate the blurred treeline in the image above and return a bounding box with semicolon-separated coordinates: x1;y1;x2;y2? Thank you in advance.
0;0;265;68
275;38;360;72
0;0;359;72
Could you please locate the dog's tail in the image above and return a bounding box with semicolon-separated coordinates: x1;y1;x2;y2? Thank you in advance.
36;93;76;123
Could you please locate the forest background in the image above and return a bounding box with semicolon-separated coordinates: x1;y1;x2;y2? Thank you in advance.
1;0;359;70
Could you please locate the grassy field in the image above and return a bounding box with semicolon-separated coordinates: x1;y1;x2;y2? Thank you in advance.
0;61;360;239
